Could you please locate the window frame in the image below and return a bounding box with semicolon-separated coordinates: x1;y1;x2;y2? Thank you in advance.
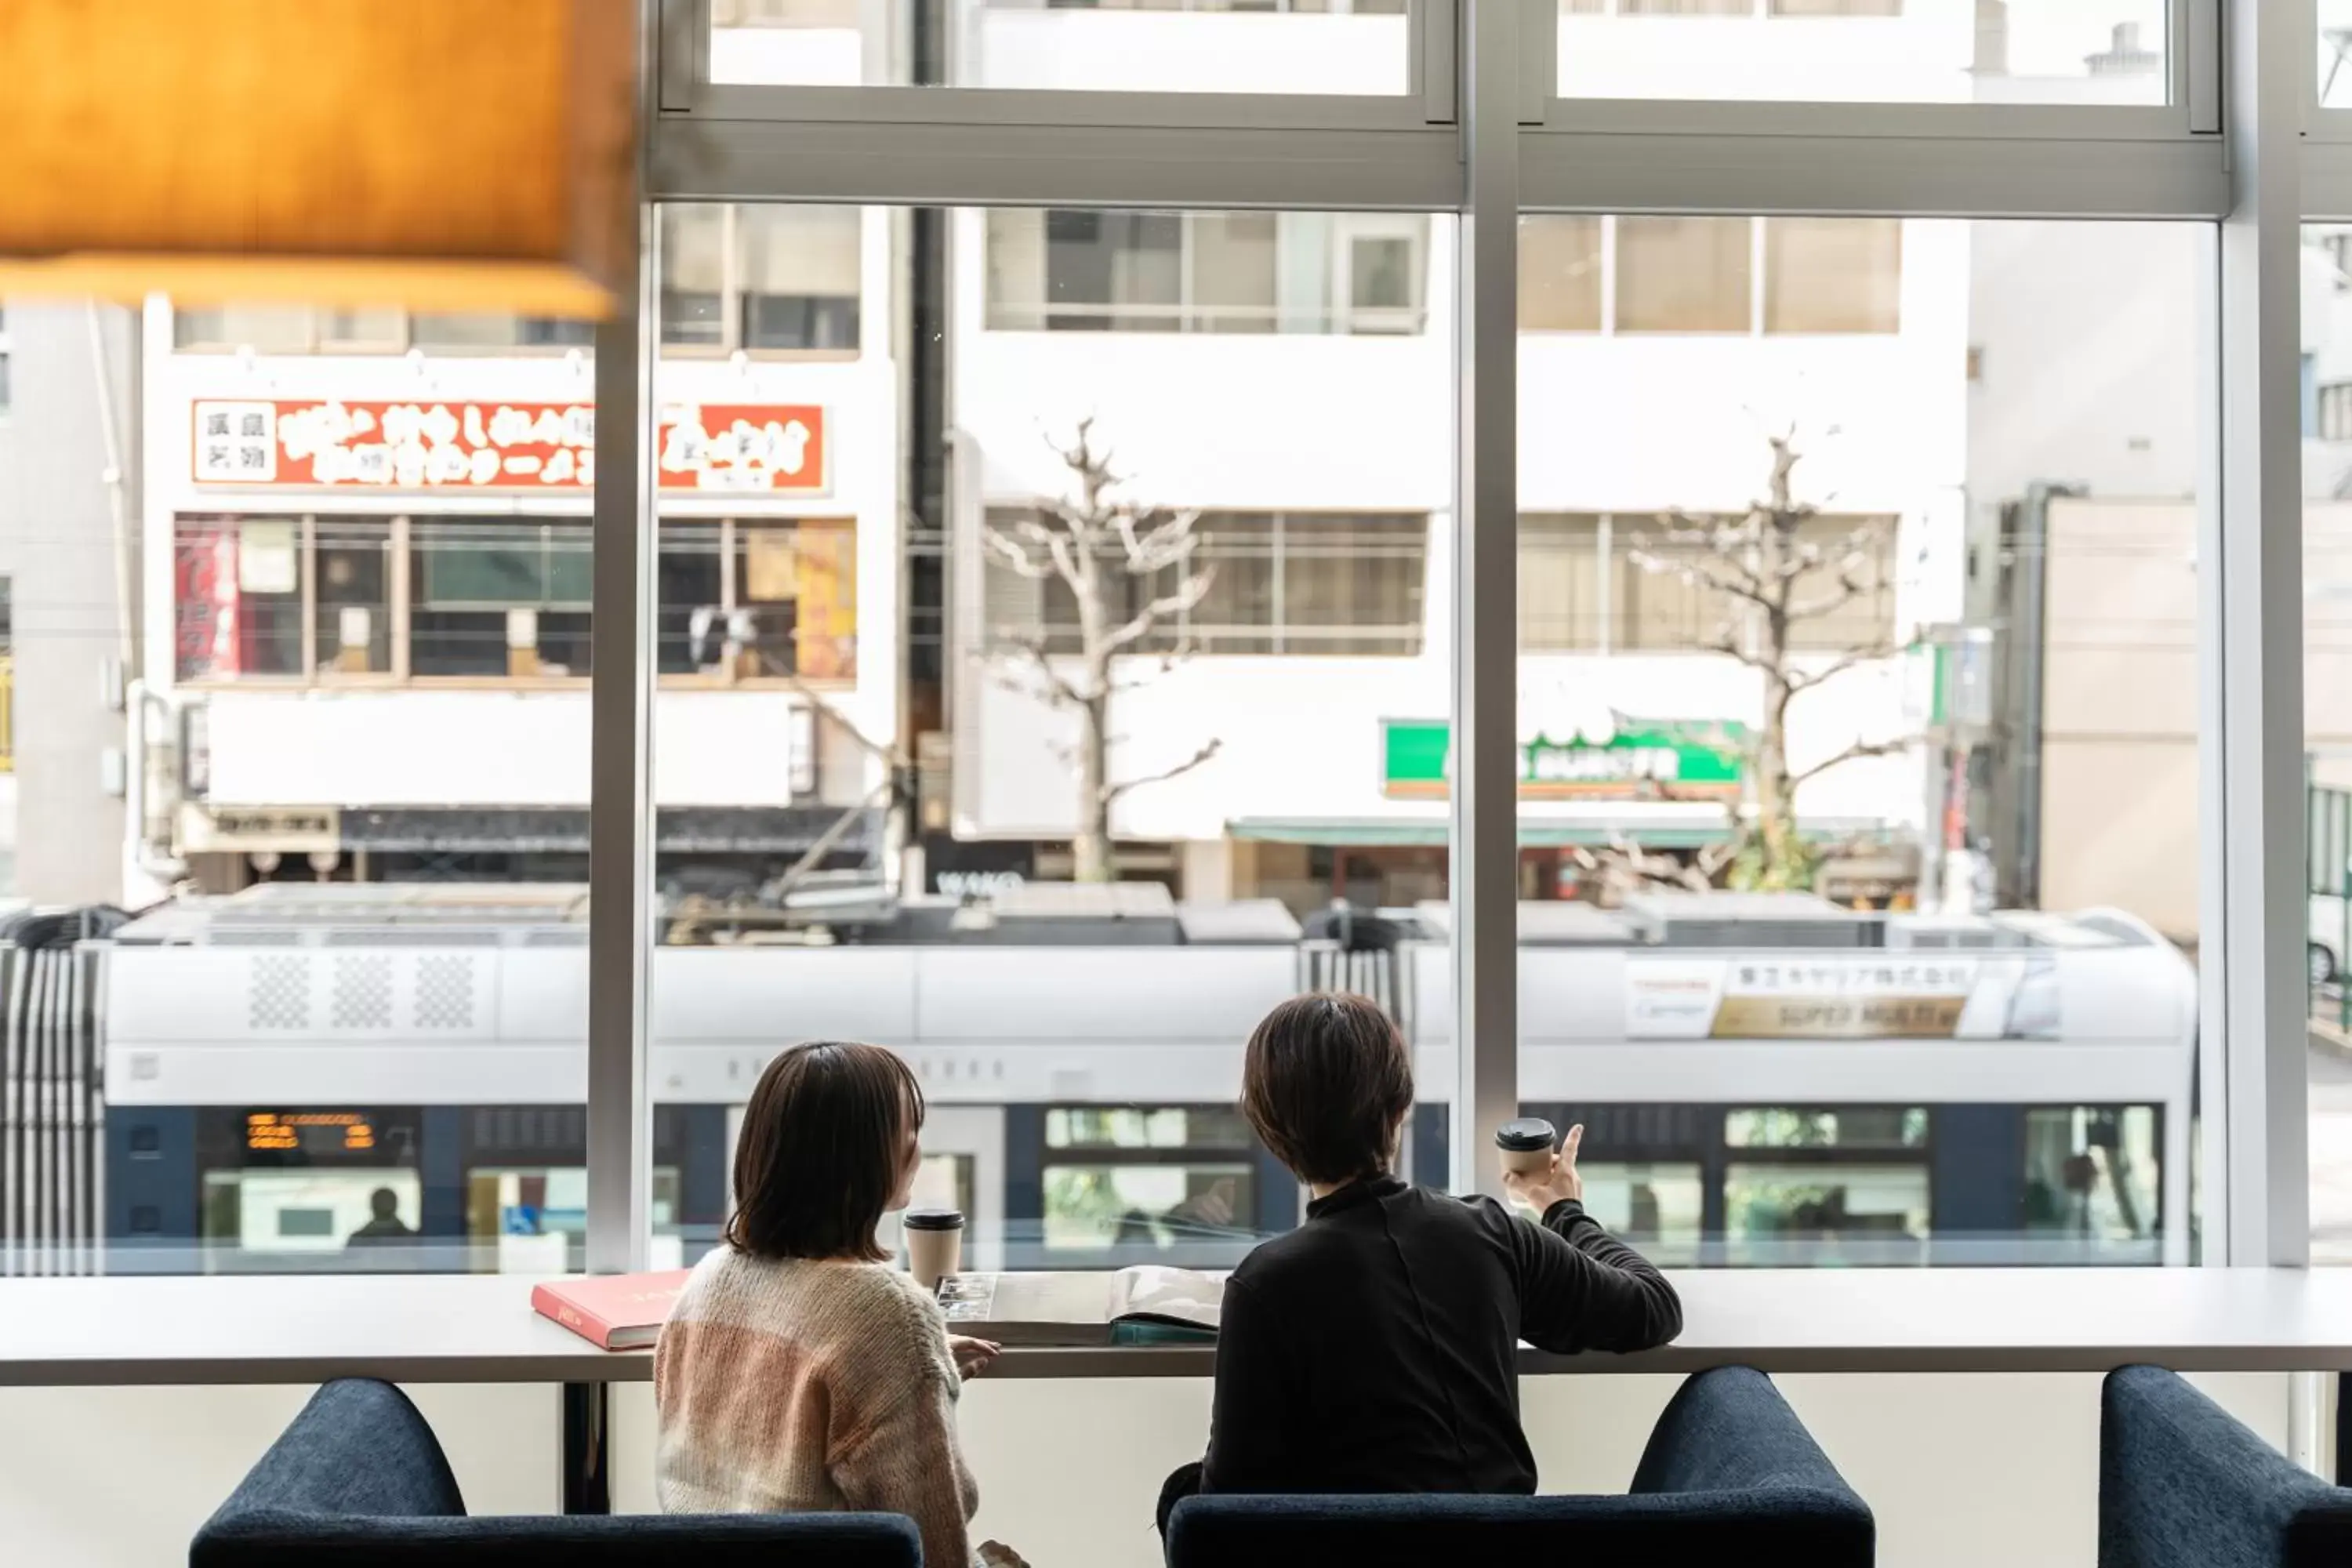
557;0;2310;1274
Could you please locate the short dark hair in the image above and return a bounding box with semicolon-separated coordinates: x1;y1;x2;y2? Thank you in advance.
1240;993;1413;1186
725;1040;924;1261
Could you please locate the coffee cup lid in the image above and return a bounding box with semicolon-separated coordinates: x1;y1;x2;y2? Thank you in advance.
1495;1118;1557;1152
903;1207;965;1231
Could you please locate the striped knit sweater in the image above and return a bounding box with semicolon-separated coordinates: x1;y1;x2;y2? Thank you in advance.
654;1247;981;1567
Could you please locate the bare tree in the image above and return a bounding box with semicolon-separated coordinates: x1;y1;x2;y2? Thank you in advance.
1621;432;1908;891
985;420;1221;882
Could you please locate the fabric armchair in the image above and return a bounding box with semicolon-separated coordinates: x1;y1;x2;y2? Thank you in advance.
2100;1364;2352;1568
191;1378;923;1567
1167;1366;1873;1568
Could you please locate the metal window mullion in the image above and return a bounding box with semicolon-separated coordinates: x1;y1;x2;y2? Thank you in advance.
2201;0;2308;1269
586;0;662;1279
1449;0;1519;1200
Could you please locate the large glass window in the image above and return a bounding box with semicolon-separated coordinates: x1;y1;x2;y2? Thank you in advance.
1515;220;2204;1266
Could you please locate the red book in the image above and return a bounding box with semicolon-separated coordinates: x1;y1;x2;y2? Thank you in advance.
532;1269;692;1351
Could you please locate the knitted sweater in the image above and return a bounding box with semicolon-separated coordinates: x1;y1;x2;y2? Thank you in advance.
654;1247;981;1567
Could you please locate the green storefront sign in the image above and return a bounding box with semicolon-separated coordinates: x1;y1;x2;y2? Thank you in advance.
1381;718;1746;803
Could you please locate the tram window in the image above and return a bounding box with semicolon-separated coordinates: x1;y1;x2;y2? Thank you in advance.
1046;1106;1251;1149
1723;1107;1928;1149
1723;1163;1931;1264
201;1168;425;1262
1041;1162;1257;1252
2022;1106;2159;1242
1573;1161;1705;1259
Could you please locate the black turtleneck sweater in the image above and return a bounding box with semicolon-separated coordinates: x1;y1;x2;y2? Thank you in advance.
1198;1174;1682;1498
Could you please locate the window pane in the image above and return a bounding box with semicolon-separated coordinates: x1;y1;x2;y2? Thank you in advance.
1562;0;2168;106
1520;217;1604;333
1192;213;1279;334
174;516;304;678
315;517;393;675
1615;217;1753;333
662;204;730;348
411;519;592;677
2308;224;2352;1263
1765;218;1904;334
100;292;605;1276
656;206;1448;1273
1519;220;2205;1269
738;205;863;351
733;519;861;679
1519;514;1602;651
710;0;1412;93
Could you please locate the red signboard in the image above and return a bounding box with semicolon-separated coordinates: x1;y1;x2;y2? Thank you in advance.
191;399;827;493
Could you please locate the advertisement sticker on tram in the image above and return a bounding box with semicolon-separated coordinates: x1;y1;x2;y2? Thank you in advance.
1625;952;2061;1040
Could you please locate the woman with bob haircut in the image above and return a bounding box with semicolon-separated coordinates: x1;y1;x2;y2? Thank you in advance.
1160;992;1682;1526
655;1040;1025;1568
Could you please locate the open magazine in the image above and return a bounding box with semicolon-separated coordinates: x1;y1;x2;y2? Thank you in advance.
935;1266;1225;1347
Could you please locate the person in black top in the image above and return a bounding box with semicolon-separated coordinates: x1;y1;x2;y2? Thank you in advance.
1157;992;1682;1530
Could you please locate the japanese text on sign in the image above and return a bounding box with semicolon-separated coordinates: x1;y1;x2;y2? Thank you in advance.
192;400;828;492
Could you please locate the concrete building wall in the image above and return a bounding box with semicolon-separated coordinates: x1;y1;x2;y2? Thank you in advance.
0;301;136;906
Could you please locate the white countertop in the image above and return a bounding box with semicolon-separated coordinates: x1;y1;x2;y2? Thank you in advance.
6;1269;2352;1387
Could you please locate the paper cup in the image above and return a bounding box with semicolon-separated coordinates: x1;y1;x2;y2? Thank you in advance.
904;1207;965;1290
1495;1117;1558;1177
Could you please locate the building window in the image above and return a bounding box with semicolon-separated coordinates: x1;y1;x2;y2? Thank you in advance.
1519;217;1604;332
174;517;307;681
1615;216;1754;332
1519;514;1605;650
661;203;862;353
410;519;594;678
1612;512;1899;652
987;508;1426;656
170;204;858;357
174;513;858;685
314;517;394;676
1578;216;1901;337
2321;383;2352;442
986;211;1428;335
1763;217;1902;333
173;305;593;354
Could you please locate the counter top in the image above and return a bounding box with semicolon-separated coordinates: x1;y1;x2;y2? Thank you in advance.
7;1268;2352;1387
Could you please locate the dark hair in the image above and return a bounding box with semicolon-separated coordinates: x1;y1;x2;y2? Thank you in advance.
725;1040;924;1261
1239;992;1413;1186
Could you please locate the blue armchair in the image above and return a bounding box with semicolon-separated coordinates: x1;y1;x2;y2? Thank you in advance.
191;1378;923;1567
2100;1365;2352;1568
1165;1365;1874;1568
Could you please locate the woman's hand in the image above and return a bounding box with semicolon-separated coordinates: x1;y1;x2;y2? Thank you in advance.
978;1542;1031;1568
949;1335;1002;1379
1501;1123;1584;1212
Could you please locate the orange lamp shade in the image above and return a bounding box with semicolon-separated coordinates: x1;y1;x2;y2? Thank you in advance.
0;0;637;318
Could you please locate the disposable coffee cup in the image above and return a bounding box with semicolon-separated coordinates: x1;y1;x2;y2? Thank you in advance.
1495;1118;1559;1177
904;1207;965;1291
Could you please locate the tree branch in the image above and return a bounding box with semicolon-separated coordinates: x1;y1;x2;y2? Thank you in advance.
996;633;1087;711
1102;739;1222;806
1783;644;1894;700
1102;565;1215;655
1789;736;1913;791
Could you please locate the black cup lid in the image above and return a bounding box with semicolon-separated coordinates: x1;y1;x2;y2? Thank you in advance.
1495;1118;1557;1152
903;1207;965;1231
